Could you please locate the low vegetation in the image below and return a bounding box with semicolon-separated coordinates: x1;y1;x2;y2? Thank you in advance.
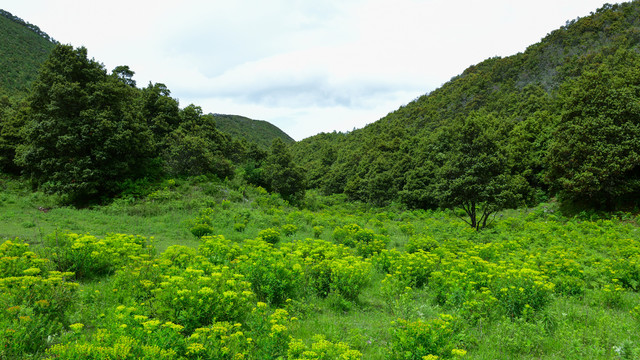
1;177;640;359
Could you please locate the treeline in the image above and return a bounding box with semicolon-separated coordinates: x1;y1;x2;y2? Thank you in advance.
293;2;640;222
0;45;305;205
0;9;57;44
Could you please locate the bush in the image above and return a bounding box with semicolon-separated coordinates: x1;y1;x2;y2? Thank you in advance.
41;232;154;279
152;266;255;333
312;226;324;238
198;235;239;265
287;335;363;359
237;240;304;306
0;239;78;357
388;314;464;360
45;308;186;359
329;256;371;301
189;208;216;238
282;224;298;236
405;236;439;253
258;228;281;244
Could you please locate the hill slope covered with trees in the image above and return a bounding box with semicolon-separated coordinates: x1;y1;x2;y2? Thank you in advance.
212;114;295;149
0;10;56;95
0;11;304;205
293;1;640;220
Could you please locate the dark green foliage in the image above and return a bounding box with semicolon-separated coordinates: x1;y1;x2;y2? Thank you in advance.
293;2;640;214
0;96;27;174
263;139;306;203
112;65;136;87
138;82;180;151
433;113;526;229
162;105;234;178
546;49;640;209
0;10;56;94
15;45;154;204
212;114;295;149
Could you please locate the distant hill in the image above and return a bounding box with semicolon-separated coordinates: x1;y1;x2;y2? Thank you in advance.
0;10;56;95
211;114;295;148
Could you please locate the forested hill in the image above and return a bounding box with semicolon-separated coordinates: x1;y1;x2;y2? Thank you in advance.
212;114;295;149
0;10;56;95
293;1;640;213
0;10;306;205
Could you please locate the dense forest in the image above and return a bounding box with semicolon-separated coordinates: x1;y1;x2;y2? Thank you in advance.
212;114;295;150
0;10;56;95
0;9;305;206
293;2;640;225
3;4;640;220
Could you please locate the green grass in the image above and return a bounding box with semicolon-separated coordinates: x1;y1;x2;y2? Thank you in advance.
2;175;640;359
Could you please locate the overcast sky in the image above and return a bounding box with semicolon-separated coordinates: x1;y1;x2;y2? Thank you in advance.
4;0;618;140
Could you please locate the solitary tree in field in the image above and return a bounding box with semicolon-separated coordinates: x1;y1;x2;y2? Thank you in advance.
434;112;525;230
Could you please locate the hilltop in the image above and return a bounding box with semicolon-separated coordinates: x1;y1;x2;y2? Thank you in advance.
0;10;56;95
212;113;295;149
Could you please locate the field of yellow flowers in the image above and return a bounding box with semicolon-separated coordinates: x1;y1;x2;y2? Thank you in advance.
1;178;640;359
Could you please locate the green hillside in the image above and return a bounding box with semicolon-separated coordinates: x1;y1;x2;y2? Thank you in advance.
293;1;640;213
212;113;295;148
0;10;56;95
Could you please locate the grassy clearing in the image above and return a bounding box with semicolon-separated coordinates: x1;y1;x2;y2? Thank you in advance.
1;176;640;359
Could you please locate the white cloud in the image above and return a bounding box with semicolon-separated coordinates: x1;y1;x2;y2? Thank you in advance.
3;0;619;140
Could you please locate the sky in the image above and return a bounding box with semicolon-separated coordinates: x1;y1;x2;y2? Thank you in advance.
3;0;618;140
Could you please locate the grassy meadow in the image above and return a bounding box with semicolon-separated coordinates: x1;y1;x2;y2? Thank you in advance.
2;175;640;359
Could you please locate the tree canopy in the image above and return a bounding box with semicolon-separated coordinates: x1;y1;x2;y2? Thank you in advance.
16;45;154;204
546;49;640;209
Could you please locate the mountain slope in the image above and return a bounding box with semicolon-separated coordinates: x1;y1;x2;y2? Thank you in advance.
0;10;56;95
212;114;295;149
293;1;640;207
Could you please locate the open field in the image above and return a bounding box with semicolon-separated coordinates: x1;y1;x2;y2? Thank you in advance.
2;177;640;359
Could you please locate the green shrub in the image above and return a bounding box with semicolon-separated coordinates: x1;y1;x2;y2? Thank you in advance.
398;222;415;235
152;266;255;333
405;236;439;253
388;314;464;360
282;224;298;236
237;240;304;306
234;222;246;232
312;225;324;238
41;232;153;280
246;304;296;359
198;235;239;265
44;306;186;359
0;239;78;357
190;208;216;237
491;268;555;318
190;223;215;237
258;228;281;244
161;245;198;269
329;256;371;301
287;335;363;359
